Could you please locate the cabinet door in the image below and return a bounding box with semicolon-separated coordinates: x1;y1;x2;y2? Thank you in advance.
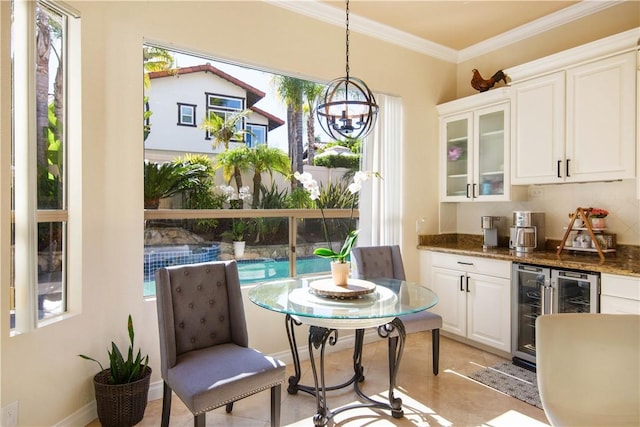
566;51;636;182
511;72;565;184
430;267;466;336
474;103;510;200
467;273;511;352
441;113;473;201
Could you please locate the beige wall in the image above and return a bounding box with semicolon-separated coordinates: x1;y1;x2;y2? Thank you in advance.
0;1;636;424
0;1;449;424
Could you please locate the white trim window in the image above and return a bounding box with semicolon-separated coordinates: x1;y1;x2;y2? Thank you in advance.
246;123;267;147
177;102;196;127
205;93;244;140
11;0;80;331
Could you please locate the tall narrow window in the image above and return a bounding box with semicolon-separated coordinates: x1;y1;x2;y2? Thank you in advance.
11;0;78;331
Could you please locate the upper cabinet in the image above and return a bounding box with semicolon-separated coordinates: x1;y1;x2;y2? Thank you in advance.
438;89;520;202
511;50;637;185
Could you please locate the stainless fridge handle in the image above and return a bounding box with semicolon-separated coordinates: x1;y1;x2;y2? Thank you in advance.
541;284;546;315
548;285;554;314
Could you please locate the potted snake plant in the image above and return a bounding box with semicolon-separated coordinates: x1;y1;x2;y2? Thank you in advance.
78;315;151;427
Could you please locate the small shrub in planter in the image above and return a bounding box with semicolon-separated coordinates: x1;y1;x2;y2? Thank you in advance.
79;315;150;427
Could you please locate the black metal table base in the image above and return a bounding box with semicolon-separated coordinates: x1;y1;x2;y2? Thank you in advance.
285;314;406;426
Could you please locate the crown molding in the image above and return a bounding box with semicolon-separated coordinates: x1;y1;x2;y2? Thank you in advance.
505;27;640;83
264;0;459;62
265;0;623;64
457;0;624;63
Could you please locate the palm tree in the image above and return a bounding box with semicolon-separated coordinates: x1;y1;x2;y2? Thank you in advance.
200;109;252;151
143;46;175;141
246;145;291;208
302;82;324;166
215;146;251;195
274;76;304;189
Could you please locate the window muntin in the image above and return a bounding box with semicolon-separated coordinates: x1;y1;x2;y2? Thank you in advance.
246;123;267;147
177;103;196;126
11;0;75;330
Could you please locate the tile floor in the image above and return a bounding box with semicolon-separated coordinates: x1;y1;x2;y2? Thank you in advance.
88;332;550;426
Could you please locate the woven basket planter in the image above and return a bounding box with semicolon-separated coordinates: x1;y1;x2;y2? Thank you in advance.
93;367;151;427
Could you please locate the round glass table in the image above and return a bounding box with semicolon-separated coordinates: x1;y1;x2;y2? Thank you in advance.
249;275;438;426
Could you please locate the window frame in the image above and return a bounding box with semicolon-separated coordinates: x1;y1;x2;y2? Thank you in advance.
177;102;197;127
10;0;80;332
204;93;245;141
246;123;267;147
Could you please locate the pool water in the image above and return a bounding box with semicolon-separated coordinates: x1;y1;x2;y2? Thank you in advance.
143;256;331;297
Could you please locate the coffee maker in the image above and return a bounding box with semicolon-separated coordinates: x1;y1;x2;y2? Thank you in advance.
481;216;501;249
510;211;545;252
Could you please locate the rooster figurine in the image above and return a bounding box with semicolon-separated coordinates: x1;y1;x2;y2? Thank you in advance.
471;69;507;92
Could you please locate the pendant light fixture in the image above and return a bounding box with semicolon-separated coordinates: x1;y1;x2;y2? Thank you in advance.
316;0;379;140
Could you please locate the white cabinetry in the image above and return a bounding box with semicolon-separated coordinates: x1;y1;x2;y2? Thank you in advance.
427;252;511;352
512;72;565;184
438;89;519;202
512;51;637;184
600;273;640;314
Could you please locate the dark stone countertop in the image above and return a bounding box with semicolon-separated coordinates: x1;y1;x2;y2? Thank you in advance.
418;234;640;278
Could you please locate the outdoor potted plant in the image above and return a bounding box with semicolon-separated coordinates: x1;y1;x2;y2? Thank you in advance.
221;219;253;258
78;315;151;427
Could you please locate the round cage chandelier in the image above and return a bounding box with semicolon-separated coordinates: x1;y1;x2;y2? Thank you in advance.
316;0;379;140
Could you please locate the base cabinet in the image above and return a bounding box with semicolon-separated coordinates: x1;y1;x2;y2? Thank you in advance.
600;273;640;314
428;253;511;353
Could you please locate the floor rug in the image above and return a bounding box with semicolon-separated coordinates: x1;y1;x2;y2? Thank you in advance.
468;362;542;409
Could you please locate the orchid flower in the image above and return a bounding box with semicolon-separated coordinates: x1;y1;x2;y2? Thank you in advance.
294;170;380;263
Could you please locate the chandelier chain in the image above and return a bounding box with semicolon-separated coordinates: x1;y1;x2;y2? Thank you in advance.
345;0;350;79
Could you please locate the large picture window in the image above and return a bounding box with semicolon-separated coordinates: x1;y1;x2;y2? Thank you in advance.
11;0;79;331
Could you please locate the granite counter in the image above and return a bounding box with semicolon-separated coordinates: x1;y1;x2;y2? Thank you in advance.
418;234;640;278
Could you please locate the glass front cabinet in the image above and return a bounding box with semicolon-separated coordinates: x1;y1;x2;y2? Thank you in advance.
438;90;517;202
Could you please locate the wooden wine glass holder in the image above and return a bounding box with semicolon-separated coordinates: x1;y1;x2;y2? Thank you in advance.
557;207;609;260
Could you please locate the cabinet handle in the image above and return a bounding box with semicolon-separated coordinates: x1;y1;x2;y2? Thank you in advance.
466;184;471;198
473;183;478;198
566;159;570;177
466;276;470;292
459;275;464;292
457;261;473;265
557;160;562;178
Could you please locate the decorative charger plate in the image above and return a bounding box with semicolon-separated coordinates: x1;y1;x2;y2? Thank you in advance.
309;278;376;299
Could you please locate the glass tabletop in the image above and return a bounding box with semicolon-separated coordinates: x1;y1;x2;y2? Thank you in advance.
248;275;438;329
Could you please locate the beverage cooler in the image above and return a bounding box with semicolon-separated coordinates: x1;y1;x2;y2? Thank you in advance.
511;263;600;370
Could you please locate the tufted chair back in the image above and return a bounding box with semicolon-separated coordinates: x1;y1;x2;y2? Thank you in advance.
351;245;406;281
155;260;248;376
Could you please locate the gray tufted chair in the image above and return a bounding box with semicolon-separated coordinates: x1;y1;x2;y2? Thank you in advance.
155;260;285;427
351;245;442;375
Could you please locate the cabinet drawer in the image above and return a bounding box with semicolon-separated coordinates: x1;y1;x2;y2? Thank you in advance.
601;274;640;300
430;252;511;278
601;295;640;315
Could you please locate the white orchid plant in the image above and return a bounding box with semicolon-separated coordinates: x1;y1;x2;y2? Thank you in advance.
217;184;252;208
295;170;380;263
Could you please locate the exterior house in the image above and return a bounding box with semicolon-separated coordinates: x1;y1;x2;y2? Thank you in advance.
0;1;638;426
144;63;284;163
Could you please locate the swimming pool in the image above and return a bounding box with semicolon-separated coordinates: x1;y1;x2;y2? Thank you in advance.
143;255;332;297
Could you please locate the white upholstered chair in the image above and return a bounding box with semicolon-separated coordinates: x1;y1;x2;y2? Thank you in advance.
536;313;640;426
155;260;286;427
351;245;442;375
